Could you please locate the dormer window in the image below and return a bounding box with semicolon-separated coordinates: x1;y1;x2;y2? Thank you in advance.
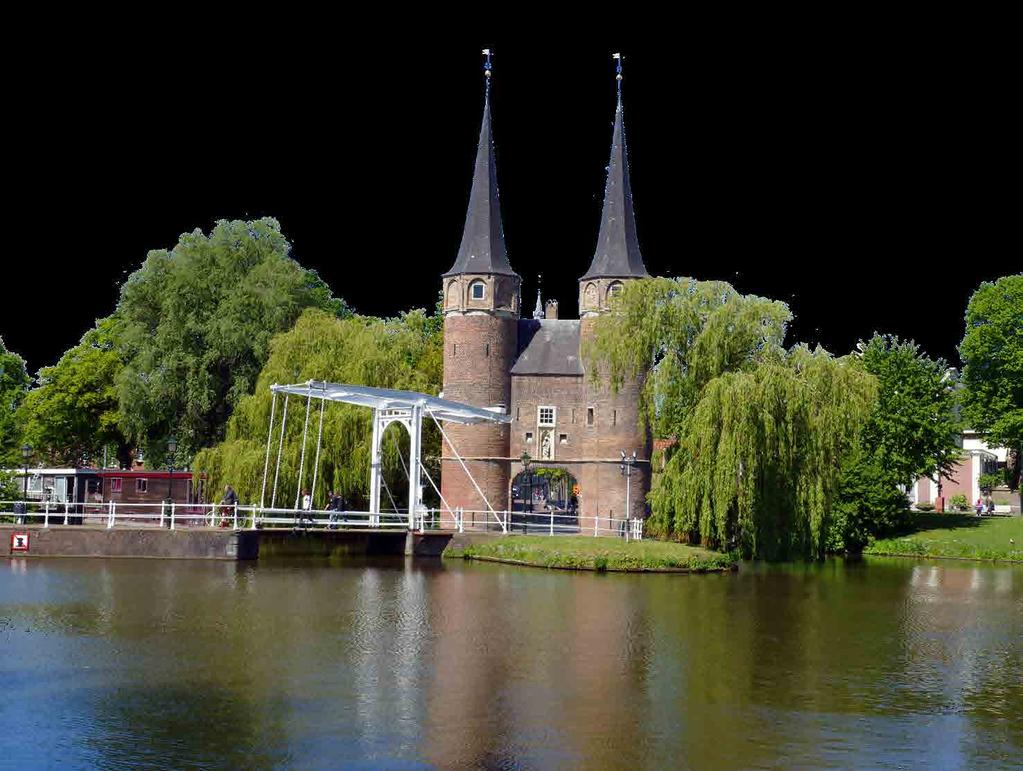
470;281;486;301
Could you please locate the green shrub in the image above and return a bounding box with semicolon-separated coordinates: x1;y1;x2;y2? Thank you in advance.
948;494;970;511
978;471;1005;492
915;502;935;512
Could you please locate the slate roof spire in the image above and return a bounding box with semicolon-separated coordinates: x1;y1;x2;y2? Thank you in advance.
581;53;648;281
444;49;517;278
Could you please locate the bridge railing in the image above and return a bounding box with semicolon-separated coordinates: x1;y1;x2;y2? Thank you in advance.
0;499;239;527
242;507;408;530
0;500;226;529
419;508;643;540
2;500;643;540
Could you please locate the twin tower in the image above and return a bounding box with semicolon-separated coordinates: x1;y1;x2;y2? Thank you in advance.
439;55;652;522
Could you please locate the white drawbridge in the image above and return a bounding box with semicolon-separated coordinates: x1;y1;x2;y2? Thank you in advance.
260;381;511;531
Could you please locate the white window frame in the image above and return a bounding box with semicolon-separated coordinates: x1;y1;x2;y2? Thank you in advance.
110;478;123;493
538;406;556;427
470;280;486;301
136;478;148;493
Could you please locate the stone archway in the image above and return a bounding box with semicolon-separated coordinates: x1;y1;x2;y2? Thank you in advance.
510;466;579;534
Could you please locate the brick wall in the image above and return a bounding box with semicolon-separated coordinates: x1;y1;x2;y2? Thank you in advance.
440;314;516;518
579;317;651;520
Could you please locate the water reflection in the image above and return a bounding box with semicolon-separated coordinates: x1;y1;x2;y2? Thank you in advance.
0;556;1019;767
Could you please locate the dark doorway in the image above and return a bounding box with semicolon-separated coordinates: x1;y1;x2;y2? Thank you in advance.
510;468;579;534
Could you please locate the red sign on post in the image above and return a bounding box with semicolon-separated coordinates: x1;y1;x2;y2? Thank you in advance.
10;533;29;552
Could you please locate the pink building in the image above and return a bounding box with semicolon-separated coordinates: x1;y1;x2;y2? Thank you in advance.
911;430;1009;508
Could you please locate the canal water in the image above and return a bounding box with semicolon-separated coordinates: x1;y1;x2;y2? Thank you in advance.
1;556;1020;768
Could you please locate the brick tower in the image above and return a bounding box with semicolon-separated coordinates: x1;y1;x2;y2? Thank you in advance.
577;57;652;520
440;54;520;519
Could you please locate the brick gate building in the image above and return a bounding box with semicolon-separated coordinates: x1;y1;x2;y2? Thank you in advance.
439;61;652;522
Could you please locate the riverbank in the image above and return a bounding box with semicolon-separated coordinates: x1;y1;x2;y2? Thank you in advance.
865;514;1023;562
444;535;737;572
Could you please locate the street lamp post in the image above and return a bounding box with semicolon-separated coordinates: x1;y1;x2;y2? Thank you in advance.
520;451;532;534
620;450;637;539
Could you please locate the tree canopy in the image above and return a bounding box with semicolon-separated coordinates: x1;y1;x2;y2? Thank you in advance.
192;307;443;508
652;347;876;560
588;277;878;559
835;334;961;550
856;333;961;485
17;318;128;467
958;274;1022;486
114;218;349;463
0;337;30;466
586;277;791;440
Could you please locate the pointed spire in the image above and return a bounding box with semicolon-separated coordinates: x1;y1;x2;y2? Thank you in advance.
581;53;648;281
533;283;544;319
444;49;517;278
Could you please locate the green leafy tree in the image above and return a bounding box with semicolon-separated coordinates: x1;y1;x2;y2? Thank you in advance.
115;218;350;463
958;274;1023;488
0;470;19;501
835;334;962;550
0;337;31;467
17;318;129;467
193;307;442;507
855;334;961;485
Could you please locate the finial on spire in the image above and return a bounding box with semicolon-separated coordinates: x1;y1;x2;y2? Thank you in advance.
613;52;623;103
483;48;493;96
533;275;544;319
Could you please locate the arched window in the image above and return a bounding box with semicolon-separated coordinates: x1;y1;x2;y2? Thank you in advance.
608;281;624;299
470;280;486;300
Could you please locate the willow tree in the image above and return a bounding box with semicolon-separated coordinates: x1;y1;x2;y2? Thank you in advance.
192;307;442;510
587;277;877;560
653;348;875;559
587;277;792;439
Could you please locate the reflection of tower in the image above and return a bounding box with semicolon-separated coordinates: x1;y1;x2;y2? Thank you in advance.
440;52;520;518
578;54;651;520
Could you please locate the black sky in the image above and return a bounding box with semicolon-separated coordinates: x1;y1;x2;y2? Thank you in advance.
4;32;1015;374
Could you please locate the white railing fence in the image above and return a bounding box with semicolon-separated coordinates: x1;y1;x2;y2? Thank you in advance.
441;508;643;540
0;500;234;530
0;501;643;540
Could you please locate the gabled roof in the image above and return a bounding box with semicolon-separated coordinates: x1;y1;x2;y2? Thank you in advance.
511;320;584;376
580;95;648;281
443;91;517;278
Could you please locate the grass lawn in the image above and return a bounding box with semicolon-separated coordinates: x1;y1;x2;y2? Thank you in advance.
865;514;1023;562
444;535;736;572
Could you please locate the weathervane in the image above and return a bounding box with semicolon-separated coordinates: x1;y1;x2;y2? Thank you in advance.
483;48;493;95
